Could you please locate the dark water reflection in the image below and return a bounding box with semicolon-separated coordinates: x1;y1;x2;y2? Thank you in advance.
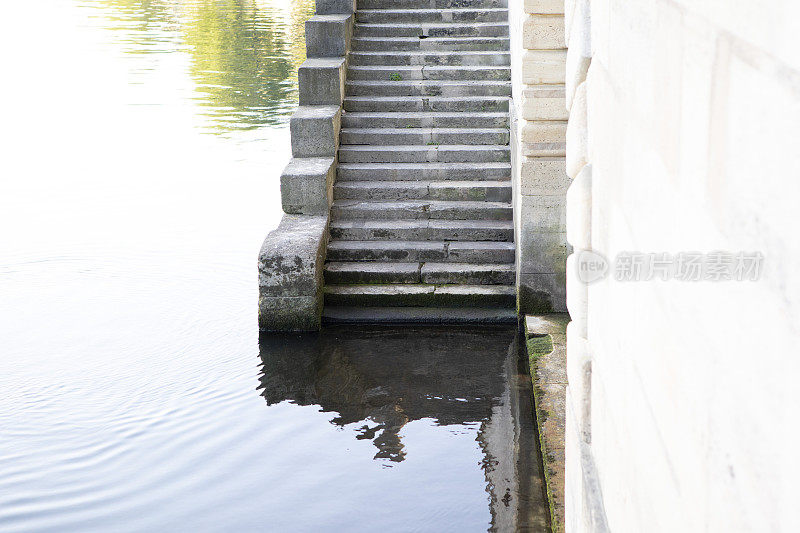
259;327;549;531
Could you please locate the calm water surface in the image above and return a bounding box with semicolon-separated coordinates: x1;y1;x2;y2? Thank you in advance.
0;1;546;531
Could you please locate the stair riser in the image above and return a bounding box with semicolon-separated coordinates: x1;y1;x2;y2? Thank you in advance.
330;225;513;241
356;9;508;24
353;24;509;38
347;67;510;81
334;184;512;202
357;0;508;9
341;114;509;128
352;38;510;52
322;307;518;325
340;129;509;145
324;268;515;285
346;81;511;97
349;52;511;67
337;164;511;181
324;290;516;308
326;243;515;263
344;97;509;113
338;147;510;163
332;203;513;221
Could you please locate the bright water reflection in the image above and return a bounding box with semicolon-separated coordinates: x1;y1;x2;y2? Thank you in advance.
0;0;547;531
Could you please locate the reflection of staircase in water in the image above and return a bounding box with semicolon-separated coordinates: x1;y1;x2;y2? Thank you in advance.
258;326;549;529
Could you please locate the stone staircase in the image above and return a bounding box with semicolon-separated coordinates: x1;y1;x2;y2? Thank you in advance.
321;0;514;324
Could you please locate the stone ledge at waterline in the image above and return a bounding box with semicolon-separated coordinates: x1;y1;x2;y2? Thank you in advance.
258;215;329;331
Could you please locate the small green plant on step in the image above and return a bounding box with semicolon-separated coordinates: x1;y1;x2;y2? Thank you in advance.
389;72;402;81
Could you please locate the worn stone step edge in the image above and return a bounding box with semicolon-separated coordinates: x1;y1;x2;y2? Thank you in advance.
324;261;516;284
322;306;518;324
334;180;511;201
347;65;511;81
344;95;510;112
324;283;516;307
338;144;511;163
353;22;509;37
331;199;513;220
340;127;510;146
325;239;516;263
337;162;511;182
349;50;511;66
329;219;514;241
341;111;509;128
351;36;510;52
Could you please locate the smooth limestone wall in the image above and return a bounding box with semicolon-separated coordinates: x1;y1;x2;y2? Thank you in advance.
510;0;569;315
563;0;800;531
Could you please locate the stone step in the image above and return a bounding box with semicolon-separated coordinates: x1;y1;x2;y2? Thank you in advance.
357;0;508;9
351;36;510;52
337;162;511;181
346;80;512;97
347;65;510;81
340;127;509;146
329;219;514;241
349;50;511;66
325;240;516;263
344;96;510;112
331;200;513;220
355;8;508;24
341;111;509;129
324;283;516;307
322;306;518;325
353;22;509;38
324;261;515;284
338;144;510;163
334;180;511;201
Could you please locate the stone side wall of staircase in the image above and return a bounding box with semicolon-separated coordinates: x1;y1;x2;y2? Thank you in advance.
509;0;569;313
258;0;356;331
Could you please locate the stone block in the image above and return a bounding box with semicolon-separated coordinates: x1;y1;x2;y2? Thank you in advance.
519;272;567;318
305;14;353;58
519;228;568;274
526;313;569;336
522;120;566;156
520;192;567;233
566;321;591;443
280;157;335;215
566;163;591;249
566;81;588;178
522;85;568;121
524;14;566;49
258;295;323;331
524;0;563;15
565;253;588;333
521;156;569;195
258;214;329;331
290;105;341;158
315;0;355;15
522;50;567;84
298;58;346;106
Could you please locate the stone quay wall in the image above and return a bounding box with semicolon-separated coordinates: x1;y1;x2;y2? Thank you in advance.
561;0;800;531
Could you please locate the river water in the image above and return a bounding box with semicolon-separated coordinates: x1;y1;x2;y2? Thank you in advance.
0;1;547;531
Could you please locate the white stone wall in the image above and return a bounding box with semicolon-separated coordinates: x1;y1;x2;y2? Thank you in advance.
510;0;569;314
564;0;800;531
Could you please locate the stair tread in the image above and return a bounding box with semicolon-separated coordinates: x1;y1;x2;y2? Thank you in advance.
325;284;516;294
322;306;518;324
325;261;515;270
330;219;513;227
335;180;510;187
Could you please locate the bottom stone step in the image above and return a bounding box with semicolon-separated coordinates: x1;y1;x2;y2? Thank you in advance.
322;306;518;325
324;284;516;308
